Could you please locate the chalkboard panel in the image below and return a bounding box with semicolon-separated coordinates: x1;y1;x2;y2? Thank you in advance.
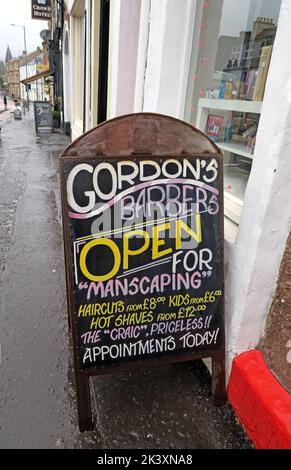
34;101;53;132
62;156;223;370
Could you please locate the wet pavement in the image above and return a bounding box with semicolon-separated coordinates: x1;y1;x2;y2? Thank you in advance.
0;109;82;449
0;109;252;449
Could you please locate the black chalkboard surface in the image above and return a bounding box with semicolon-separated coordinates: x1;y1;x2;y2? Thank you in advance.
59;113;226;431
34;101;53;132
64;156;223;370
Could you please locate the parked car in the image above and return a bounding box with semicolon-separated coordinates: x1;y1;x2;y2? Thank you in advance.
14;105;22;120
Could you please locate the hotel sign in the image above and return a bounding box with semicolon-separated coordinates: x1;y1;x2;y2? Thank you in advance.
31;0;51;20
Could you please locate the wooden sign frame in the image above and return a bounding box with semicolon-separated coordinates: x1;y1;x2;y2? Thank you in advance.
34;101;53;133
59;113;226;431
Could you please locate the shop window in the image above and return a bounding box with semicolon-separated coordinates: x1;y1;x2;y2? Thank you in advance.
185;0;282;241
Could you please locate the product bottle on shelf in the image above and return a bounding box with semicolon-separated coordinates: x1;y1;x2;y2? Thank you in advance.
224;119;233;143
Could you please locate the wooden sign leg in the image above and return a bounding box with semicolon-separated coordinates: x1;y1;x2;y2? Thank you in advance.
67;314;71;332
75;372;93;432
212;353;227;406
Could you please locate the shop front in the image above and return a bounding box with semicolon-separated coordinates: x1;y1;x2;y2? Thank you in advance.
61;0;291;382
107;0;291;377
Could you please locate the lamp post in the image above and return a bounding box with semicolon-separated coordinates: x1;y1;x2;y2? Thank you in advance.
9;23;29;109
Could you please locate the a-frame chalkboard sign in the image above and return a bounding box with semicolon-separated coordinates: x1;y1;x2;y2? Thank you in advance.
34;101;53;133
59;113;226;431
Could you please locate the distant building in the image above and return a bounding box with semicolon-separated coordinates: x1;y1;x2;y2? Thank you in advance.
0;61;5;76
19;53;47;102
215;17;277;73
5;50;41;101
5;57;20;99
5;46;12;64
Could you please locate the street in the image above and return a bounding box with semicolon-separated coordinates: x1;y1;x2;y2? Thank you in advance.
0;110;251;449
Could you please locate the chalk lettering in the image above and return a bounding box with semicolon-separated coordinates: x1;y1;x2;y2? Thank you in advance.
67;159;219;215
63;155;223;370
79;218;203;282
180;329;220;348
81;330;101;344
82;336;176;362
83;272;207;301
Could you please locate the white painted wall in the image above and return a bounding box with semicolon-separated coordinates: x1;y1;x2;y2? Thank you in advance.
90;0;100;128
226;0;291;368
65;0;84;16
84;0;92;132
67;0;87;140
19;63;46;102
137;0;197;118
116;0;141;116
107;0;141;119
64;0;94;137
70;14;85;140
63;23;72;125
64;0;74;13
107;0;121;119
133;0;150;112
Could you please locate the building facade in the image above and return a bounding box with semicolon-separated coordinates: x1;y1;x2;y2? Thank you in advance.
19;57;47;102
61;0;291;387
6;50;44;102
6;58;21;99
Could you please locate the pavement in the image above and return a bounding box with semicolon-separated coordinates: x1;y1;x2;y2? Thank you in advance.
0;109;252;449
0;97;15;122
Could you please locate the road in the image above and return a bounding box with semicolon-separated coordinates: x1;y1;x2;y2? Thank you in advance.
0;109;251;449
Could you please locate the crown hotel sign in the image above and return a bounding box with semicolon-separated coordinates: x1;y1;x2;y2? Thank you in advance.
31;0;51;20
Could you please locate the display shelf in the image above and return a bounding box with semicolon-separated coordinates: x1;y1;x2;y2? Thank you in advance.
224;216;239;245
196;97;261;232
196;98;262;137
198;98;262;116
224;192;243;225
217;141;254;160
224;166;249;200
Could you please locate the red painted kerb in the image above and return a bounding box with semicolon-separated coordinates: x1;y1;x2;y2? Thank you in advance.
227;350;291;449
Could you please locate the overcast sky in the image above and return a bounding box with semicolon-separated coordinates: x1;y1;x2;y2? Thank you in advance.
220;0;281;37
0;0;48;62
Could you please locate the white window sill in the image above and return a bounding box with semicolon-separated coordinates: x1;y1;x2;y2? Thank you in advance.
224;216;238;244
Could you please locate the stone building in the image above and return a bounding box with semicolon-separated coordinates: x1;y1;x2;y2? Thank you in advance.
5;50;41;101
5;57;20;99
